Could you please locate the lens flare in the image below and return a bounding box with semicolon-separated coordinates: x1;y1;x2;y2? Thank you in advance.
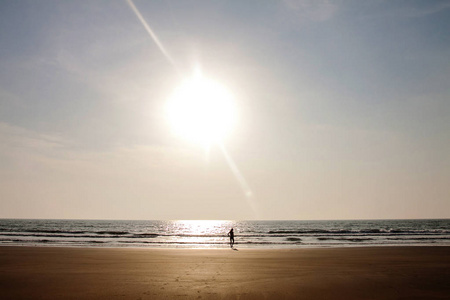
126;0;180;74
219;142;259;217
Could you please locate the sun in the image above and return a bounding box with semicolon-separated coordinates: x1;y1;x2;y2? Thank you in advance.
166;75;236;145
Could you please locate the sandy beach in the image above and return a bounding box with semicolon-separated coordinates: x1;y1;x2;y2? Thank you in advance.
0;246;448;299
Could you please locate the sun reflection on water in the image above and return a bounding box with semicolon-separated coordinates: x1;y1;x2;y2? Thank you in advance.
170;220;234;248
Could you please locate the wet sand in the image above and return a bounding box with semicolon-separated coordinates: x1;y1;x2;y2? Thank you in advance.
0;246;448;299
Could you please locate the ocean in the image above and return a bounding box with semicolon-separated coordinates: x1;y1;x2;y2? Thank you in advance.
0;219;448;248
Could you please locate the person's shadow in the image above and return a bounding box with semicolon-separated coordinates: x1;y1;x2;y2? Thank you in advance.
232;247;238;251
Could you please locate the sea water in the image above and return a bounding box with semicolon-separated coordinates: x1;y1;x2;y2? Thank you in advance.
0;219;448;248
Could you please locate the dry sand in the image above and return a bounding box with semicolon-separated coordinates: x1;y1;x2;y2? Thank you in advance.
0;246;448;299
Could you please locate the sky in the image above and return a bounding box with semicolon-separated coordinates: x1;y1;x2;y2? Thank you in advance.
0;0;449;220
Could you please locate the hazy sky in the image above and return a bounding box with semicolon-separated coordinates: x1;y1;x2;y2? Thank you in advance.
1;0;449;220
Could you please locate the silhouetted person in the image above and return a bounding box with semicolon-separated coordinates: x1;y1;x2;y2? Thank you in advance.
228;228;235;248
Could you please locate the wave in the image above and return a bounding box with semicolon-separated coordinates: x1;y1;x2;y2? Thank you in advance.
387;237;450;241
1;230;449;241
132;233;159;238
0;238;295;246
96;231;129;235
286;237;302;242
0;233;159;239
317;237;374;242
6;229;89;234
0;229;143;235
1;237;448;247
268;229;449;235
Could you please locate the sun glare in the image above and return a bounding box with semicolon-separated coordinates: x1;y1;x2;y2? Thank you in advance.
166;76;236;145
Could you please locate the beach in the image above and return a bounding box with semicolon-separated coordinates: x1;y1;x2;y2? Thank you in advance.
0;246;448;299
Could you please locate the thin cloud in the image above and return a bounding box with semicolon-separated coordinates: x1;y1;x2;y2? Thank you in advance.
283;0;339;22
0;122;67;154
396;1;450;18
357;1;450;20
0;121;203;169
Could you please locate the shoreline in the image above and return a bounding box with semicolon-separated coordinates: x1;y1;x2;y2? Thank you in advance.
0;243;449;249
1;246;449;299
